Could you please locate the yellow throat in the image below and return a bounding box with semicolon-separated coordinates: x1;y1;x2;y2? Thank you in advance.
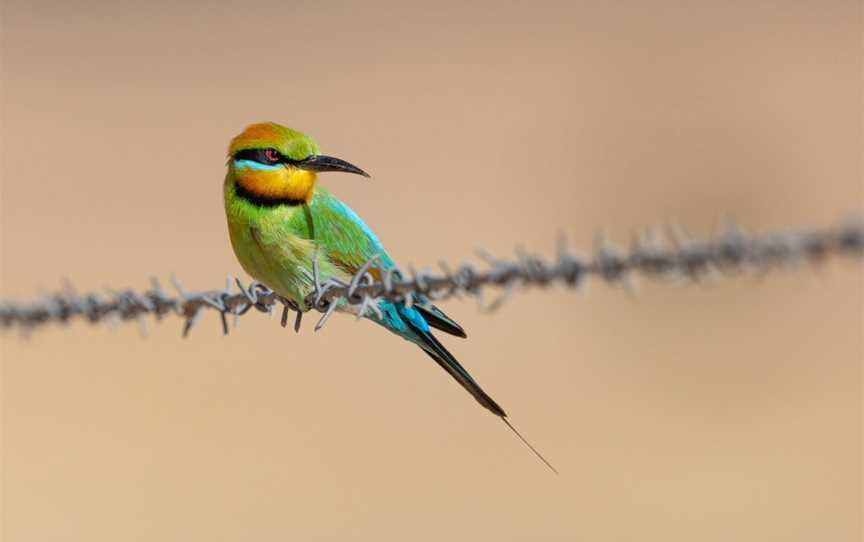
231;162;318;203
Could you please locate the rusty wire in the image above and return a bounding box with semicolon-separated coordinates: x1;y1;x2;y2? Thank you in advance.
1;218;861;336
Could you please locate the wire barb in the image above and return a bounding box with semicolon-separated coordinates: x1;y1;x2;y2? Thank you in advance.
0;219;861;335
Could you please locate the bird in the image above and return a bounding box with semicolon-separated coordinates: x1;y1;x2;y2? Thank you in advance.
223;122;554;472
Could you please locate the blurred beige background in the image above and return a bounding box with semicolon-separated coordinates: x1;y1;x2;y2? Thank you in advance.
1;1;861;540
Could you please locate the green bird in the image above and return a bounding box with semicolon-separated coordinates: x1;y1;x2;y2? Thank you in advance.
223;122;554;471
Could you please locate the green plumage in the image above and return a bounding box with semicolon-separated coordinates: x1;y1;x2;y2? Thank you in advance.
222;122;557;472
225;181;375;304
223;172;503;415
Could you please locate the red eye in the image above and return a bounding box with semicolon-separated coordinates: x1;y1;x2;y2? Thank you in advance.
263;148;280;164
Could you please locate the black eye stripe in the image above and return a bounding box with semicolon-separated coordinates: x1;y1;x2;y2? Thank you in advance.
234;148;287;165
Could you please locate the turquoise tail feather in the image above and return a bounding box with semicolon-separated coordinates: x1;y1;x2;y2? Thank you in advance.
375;301;505;417
375;301;557;472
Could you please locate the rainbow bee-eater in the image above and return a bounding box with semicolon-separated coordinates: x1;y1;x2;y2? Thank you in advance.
223;122;553;471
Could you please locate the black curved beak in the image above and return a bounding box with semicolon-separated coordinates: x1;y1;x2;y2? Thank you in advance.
295;155;370;178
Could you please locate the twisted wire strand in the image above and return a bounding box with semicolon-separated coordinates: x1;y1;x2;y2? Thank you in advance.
1;219;861;336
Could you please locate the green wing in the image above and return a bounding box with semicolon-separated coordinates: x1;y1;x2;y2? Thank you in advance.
302;187;466;338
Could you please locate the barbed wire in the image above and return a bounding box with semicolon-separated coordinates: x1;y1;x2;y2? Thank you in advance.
1;218;862;337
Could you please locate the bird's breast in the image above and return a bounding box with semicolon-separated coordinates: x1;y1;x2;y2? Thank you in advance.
225;193;316;303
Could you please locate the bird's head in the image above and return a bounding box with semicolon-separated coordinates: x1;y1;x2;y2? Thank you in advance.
227;122;369;204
